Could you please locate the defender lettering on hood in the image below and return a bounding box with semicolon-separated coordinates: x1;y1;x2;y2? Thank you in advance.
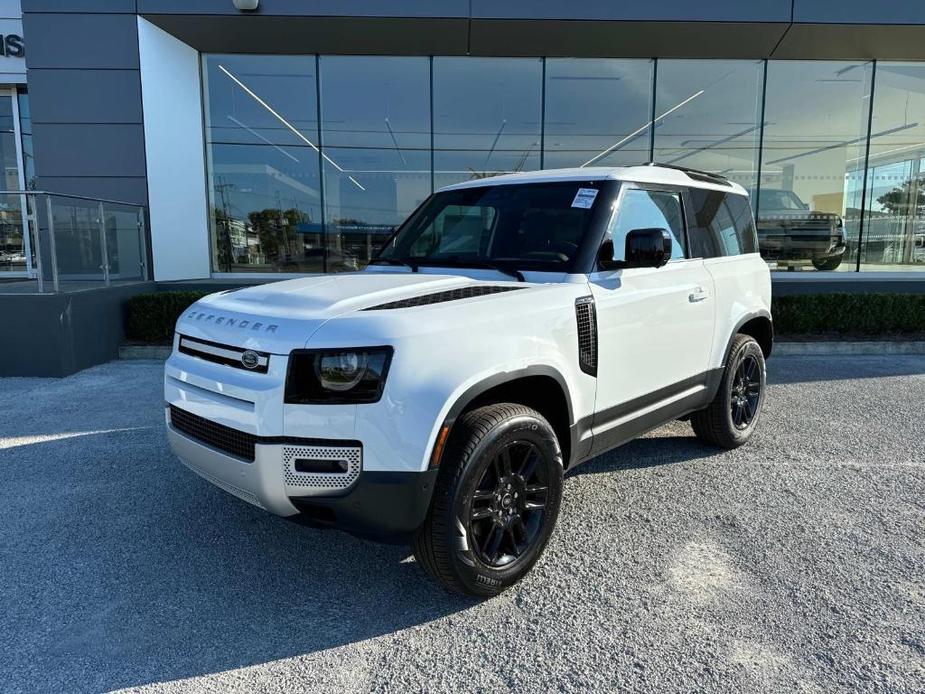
184;310;279;333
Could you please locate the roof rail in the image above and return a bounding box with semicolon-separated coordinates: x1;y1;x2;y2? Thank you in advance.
645;162;732;187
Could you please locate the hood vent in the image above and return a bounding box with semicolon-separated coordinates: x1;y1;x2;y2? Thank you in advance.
364;285;526;311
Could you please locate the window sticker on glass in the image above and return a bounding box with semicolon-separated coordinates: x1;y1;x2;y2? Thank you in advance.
571;188;599;209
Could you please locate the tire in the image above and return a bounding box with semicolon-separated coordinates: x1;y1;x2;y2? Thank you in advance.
690;334;766;449
412;403;564;597
812;254;843;271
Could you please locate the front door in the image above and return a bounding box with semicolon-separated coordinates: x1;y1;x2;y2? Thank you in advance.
588;184;715;455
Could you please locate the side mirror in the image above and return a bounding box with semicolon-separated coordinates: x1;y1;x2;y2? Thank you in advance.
598;228;672;270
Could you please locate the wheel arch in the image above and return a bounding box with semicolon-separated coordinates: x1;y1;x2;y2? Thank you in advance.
725;310;774;365
436;366;576;469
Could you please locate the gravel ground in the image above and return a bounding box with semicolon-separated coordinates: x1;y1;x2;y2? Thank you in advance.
1;356;923;693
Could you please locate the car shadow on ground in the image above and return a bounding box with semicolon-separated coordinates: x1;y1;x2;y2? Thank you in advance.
1;421;730;692
566;433;724;478
1;431;481;693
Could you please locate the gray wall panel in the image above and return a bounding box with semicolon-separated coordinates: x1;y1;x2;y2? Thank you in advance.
22;0;136;12
32;123;147;177
38;176;148;206
22;13;140;69
471;0;792;22
28;69;143;124
793;1;925;24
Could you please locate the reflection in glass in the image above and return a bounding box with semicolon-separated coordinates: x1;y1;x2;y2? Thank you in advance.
320;57;431;271
653;60;764;195
203;55;323;273
433;58;542;189
0;93;25;274
860;63;925;271
543;59;653;169
759;61;872;272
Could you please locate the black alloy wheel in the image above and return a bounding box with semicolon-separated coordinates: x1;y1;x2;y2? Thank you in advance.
412;403;563;597
730;354;762;430
467;440;549;568
690;333;766;449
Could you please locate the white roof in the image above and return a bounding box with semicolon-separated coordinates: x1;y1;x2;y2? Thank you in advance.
438;165;748;197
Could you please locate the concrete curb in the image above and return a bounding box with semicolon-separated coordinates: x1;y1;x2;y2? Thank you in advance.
120;341;925;361
119;345;171;360
774;341;925;356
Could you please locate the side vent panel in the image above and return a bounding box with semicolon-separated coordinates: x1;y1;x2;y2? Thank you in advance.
575;296;598;377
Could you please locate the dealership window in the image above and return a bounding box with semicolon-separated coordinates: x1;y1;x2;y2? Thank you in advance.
653;60;764;196
432;58;543;189
319;56;431;272
758;61;873;272
543;59;653;169
203;55;323;273
859;62;925;271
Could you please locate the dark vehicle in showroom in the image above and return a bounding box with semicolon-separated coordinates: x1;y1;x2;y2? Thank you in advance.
755;189;846;270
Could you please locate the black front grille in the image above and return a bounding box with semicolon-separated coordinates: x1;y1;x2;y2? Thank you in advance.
364;285;525;310
169;405;257;461
178;335;269;374
575;296;598;377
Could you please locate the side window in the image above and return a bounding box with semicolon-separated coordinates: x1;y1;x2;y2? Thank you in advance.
724;194;759;254
688;188;759;258
611;189;686;261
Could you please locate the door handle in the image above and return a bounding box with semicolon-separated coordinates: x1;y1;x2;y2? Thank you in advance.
688;288;708;303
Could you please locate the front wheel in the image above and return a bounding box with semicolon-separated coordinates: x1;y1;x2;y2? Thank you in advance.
812;254;843;271
412;403;563;597
691;334;766;449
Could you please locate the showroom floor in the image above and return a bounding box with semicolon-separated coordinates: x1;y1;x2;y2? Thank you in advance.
1;357;922;693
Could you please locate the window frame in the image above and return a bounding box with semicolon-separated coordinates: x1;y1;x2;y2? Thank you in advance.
601;182;691;268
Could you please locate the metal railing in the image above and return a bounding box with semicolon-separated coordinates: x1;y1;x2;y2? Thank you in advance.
0;191;148;292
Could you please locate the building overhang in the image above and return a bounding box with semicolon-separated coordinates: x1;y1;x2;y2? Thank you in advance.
141;13;925;60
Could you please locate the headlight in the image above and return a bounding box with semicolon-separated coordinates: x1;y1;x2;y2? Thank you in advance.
285;347;393;404
835;216;844;229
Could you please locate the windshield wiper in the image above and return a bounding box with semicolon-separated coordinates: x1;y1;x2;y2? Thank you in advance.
368;257;419;272
417;256;525;282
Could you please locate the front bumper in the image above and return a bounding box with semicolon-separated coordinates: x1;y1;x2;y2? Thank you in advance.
167;414;437;540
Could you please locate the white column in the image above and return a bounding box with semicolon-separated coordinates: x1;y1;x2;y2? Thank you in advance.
138;17;211;281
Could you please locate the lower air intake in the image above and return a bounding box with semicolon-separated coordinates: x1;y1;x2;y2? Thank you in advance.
283;444;362;496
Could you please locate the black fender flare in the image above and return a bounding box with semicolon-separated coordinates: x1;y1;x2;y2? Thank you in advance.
435;364;578;467
722;310;774;368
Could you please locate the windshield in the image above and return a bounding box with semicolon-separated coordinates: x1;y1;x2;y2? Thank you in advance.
375;181;611;273
760;189;807;211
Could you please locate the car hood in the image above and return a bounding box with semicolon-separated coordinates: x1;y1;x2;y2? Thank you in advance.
175;271;521;353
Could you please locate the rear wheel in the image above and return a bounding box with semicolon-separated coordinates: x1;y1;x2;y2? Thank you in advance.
412;403;563;597
691;334;766;449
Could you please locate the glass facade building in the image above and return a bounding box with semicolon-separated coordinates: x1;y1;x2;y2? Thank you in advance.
202;56;925;276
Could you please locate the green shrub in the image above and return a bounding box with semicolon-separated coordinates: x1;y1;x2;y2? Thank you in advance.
125;291;209;343
772;293;925;336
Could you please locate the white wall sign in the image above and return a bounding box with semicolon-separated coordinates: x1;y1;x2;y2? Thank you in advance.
0;16;25;83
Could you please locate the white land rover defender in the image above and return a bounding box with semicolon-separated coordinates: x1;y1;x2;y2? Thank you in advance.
165;164;772;596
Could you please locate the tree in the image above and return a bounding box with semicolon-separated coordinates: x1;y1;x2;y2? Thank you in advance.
876;175;925;217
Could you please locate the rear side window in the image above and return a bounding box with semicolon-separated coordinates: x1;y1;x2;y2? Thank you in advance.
688;188;758;258
611;189;686;261
724;194;758;254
